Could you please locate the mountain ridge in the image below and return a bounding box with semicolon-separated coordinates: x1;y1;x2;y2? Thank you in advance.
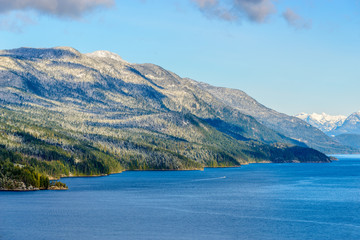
295;112;347;132
331;111;360;135
0;47;338;188
194;81;354;154
295;111;360;150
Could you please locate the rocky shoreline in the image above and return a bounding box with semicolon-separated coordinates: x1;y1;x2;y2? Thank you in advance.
0;185;68;191
0;178;68;191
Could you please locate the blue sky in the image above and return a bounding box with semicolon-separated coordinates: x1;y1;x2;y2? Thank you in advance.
0;0;359;116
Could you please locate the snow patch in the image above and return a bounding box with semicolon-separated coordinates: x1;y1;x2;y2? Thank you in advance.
295;112;347;132
85;50;128;63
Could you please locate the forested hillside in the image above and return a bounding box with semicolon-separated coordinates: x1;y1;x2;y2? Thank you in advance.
0;47;332;189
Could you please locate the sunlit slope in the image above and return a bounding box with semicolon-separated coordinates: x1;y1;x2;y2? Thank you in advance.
0;47;331;179
195;82;357;154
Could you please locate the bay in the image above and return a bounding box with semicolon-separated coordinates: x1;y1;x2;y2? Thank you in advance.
1;155;360;240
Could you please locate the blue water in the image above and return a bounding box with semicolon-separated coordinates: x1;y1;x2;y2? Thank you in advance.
1;156;360;240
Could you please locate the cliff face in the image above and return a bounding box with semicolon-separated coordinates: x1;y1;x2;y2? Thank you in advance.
0;47;332;180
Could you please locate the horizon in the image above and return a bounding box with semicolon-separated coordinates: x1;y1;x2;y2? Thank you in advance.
1;0;359;116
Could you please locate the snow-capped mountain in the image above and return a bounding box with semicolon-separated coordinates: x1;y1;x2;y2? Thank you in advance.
295;112;347;133
331;111;360;135
296;112;360;150
85;50;128;63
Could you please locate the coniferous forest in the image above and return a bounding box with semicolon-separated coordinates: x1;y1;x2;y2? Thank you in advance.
0;47;333;190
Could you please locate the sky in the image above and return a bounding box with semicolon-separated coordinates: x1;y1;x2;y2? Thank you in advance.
0;0;359;116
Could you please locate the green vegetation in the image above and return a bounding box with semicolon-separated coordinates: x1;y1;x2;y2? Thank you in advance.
50;181;68;190
0;145;68;190
0;47;332;190
0;105;331;191
0;159;48;190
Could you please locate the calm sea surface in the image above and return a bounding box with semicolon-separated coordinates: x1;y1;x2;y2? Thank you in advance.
1;155;360;240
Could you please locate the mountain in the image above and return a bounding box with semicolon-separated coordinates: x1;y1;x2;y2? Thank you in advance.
296;111;360;136
295;112;360;150
330;112;360;149
295;113;346;133
0;47;334;186
334;134;360;149
195;82;354;154
329;112;360;135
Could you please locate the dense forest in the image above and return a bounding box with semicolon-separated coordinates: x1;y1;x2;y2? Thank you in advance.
0;145;67;190
0;105;331;191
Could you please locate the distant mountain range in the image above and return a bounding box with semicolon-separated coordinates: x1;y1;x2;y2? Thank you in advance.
295;113;347;132
1;46;355;188
332;112;360;135
296;112;360;150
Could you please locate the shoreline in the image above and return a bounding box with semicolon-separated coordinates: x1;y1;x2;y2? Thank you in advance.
1;159;335;192
0;186;67;192
54;159;331;181
51;167;208;180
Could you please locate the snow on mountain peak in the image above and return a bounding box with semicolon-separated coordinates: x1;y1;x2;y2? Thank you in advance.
346;111;360;123
295;112;346;132
297;111;360;135
85;50;128;63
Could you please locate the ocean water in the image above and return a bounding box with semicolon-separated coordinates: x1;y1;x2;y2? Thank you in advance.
1;156;360;240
